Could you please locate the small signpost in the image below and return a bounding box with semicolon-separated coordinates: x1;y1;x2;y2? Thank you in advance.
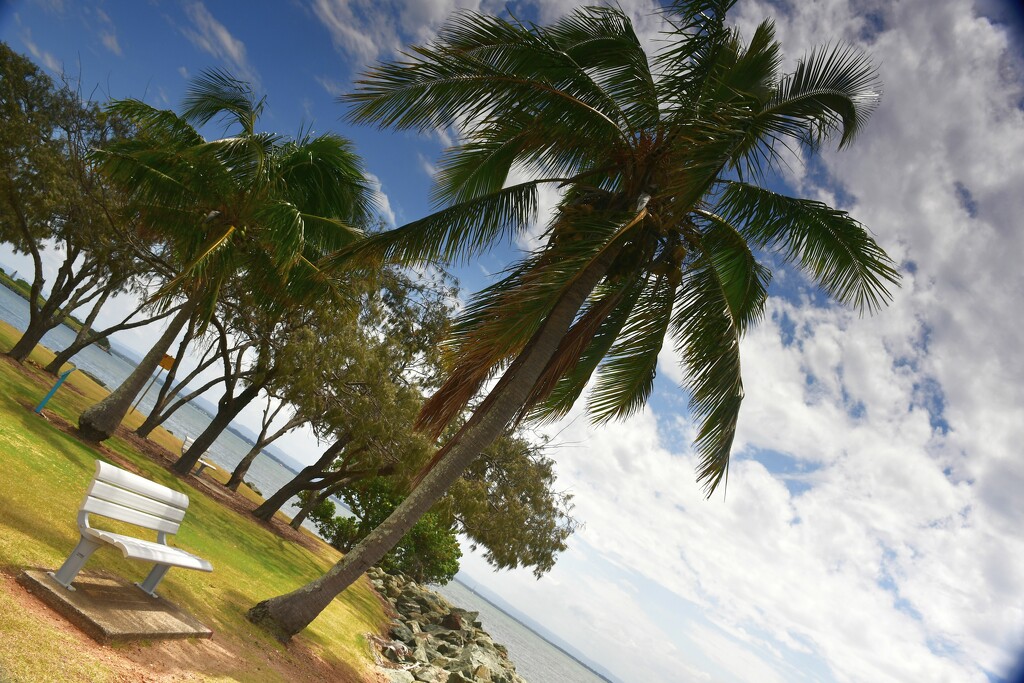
35;368;75;414
131;354;176;414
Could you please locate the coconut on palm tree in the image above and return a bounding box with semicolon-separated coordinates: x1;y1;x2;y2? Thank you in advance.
77;70;374;443
248;0;900;639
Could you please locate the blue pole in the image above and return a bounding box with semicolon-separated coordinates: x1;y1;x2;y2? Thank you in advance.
35;368;75;414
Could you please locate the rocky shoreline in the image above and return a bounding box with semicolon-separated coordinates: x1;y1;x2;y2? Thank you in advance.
366;567;528;683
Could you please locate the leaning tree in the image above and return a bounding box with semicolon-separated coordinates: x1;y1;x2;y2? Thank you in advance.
77;70;374;442
248;1;900;638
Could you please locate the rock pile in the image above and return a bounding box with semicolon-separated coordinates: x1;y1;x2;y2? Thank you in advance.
366;566;528;683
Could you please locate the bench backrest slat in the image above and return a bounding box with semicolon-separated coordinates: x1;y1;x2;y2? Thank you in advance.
81;461;191;536
87;480;188;524
94;461;189;508
81;497;183;534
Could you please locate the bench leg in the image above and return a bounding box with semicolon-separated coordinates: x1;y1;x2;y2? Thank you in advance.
49;536;102;591
137;564;171;598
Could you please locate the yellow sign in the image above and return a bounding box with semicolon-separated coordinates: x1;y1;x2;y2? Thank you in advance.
158;354;175;371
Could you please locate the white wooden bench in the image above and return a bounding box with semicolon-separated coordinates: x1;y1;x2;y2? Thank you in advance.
181;436;217;478
50;460;213;597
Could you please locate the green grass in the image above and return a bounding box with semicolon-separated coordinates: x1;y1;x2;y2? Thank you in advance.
0;322;387;682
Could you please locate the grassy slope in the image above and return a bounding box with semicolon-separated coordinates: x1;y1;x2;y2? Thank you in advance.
0;321;387;682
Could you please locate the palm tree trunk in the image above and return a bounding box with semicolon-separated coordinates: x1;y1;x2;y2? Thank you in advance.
247;246;617;640
77;297;198;442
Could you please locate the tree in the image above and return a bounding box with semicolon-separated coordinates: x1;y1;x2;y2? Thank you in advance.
226;396;305;491
247;264;455;519
248;1;900;639
311;478;462;585
77;70;374;442
440;430;575;578
309;429;575;580
0;43;139;362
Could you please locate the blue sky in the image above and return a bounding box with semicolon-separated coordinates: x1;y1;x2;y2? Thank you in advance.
2;1;1024;682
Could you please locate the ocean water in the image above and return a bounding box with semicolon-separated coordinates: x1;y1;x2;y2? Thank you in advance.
434;579;610;683
0;283;608;683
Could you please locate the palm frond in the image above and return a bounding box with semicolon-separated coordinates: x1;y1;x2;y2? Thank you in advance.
275;133;375;225
544;6;660;131
692;210;771;333
181;68;265;135
671;243;745;497
717;182;900;313
331;180;542;268
104;99;205;148
750;43;880;151
588;273;676;423
654;0;737;110
343;12;627;146
531;277;646;422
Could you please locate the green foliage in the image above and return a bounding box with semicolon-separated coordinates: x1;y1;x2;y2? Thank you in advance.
443;431;576;578
95;68;376;323
312;480;462;585
344;3;900;495
0;42;141;353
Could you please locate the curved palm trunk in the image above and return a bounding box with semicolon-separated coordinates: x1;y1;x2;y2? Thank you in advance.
77;298;198;442
247;247;616;640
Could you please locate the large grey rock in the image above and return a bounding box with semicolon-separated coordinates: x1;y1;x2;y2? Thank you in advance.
391;621;416;644
383;669;416;683
371;572;526;683
412;665;449;683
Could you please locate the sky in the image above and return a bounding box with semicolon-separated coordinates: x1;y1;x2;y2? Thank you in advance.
1;1;1023;681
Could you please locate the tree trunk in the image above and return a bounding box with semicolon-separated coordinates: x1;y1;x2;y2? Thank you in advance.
247;245;618;640
77;298;198;442
134;317;202;437
227;444;263;491
251;439;347;521
171;381;264;475
43;288;111;373
6;316;50;361
288;491;321;530
44;301;179;375
228;406;303;491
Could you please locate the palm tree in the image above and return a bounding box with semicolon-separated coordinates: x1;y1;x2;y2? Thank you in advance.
77;70;374;442
248;1;900;639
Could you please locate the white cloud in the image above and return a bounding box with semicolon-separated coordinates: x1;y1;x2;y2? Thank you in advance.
21;28;61;72
95;7;121;56
182;2;260;87
451;1;1024;681
310;0;504;69
314;74;347;98
365;172;397;226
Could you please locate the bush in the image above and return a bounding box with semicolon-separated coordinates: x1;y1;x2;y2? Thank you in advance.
309;479;462;585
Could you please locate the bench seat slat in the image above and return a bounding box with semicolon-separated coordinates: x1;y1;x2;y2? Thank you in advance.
87;481;187;523
85;529;213;572
81;497;181;535
94;461;189;509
